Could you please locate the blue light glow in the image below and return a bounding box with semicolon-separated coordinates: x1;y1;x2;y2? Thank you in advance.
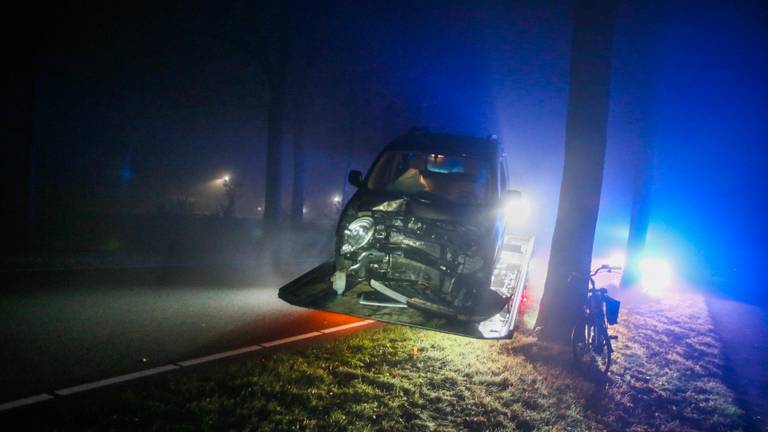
639;257;673;297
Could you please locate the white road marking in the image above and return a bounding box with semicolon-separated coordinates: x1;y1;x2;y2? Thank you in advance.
260;331;323;347
0;394;54;411
0;319;376;412
178;344;262;366
54;365;180;396
319;320;375;334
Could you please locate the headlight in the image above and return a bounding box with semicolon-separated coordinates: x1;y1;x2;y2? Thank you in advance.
340;217;374;254
504;195;531;226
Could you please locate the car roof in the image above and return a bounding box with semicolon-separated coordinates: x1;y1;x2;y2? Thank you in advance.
384;130;501;161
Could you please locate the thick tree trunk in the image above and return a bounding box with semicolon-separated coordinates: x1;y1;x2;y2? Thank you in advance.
1;54;36;253
622;161;652;287
620;3;657;288
535;0;617;342
263;74;285;232
290;103;305;226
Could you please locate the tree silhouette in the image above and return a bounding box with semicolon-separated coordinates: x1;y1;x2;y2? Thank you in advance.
535;0;618;342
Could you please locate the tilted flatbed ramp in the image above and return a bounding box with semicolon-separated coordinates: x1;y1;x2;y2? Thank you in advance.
279;235;534;339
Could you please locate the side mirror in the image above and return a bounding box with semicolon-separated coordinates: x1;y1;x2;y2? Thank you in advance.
348;170;364;188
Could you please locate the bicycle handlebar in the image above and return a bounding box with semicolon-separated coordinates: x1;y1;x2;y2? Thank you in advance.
590;264;623;277
569;264;622;294
570;264;623;281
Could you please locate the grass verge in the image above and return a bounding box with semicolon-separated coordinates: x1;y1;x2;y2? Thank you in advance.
29;292;746;431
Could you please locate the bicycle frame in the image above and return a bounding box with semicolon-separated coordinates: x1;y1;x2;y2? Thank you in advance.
585;288;612;356
571;265;620;373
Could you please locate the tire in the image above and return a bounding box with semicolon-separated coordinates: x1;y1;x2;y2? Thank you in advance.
596;324;612;374
571;320;589;364
571;320;611;374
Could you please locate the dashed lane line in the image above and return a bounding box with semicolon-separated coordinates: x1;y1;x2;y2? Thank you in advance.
0;394;55;411
319;320;375;334
177;344;263;367
260;331;324;347
54;365;181;396
0;319;376;412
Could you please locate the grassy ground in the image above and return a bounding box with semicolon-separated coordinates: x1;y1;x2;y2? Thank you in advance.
598;292;746;431
33;292;746;431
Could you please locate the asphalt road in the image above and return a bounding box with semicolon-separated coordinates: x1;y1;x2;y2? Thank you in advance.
0;265;362;403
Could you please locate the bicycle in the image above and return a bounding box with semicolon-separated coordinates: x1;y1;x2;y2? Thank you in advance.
570;264;622;374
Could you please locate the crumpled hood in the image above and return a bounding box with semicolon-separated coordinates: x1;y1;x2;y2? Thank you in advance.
337;192;504;320
350;193;492;227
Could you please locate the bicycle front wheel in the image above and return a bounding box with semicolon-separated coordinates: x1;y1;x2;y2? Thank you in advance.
571;320;611;374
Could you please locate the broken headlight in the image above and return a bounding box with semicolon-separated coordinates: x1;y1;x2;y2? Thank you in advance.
340;217;374;254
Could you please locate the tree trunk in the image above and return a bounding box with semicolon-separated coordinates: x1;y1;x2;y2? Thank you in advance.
263;73;285;232
290;101;306;226
621;156;652;287
620;3;657;288
1;51;36;253
535;0;617;342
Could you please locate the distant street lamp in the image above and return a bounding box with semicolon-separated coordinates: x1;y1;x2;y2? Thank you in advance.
330;194;343;216
219;174;236;217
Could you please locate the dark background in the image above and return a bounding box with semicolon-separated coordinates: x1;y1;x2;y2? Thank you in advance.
2;0;767;303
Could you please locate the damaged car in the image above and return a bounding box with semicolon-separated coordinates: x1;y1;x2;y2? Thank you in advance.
279;130;534;339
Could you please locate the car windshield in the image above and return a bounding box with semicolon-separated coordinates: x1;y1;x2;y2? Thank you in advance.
367;151;491;204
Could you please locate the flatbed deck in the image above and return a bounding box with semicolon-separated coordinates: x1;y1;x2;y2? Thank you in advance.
279;235;534;339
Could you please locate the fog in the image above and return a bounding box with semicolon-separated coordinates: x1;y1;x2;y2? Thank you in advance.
3;0;767;304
